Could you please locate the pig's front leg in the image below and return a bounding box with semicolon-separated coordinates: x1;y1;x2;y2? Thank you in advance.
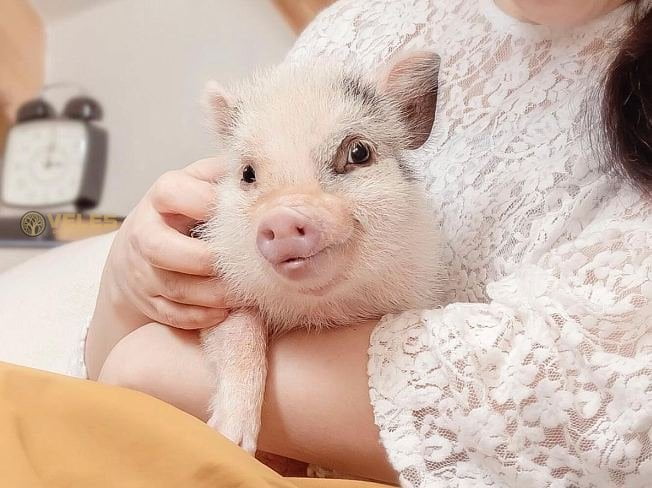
201;309;267;454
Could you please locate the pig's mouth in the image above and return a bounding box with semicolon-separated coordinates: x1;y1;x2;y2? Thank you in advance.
272;241;349;284
272;243;352;296
274;248;328;276
282;256;310;265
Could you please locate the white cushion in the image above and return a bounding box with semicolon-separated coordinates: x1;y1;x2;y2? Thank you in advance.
0;232;115;375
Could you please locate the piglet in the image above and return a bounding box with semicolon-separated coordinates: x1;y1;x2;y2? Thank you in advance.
199;52;442;454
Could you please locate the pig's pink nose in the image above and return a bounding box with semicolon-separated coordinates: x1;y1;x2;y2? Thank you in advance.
256;208;323;266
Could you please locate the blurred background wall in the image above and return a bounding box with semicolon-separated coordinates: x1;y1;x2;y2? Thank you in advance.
32;0;296;216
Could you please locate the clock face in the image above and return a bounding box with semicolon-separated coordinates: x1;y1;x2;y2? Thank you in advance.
1;120;88;207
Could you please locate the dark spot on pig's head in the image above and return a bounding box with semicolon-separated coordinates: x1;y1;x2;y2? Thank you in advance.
341;76;380;108
396;159;417;181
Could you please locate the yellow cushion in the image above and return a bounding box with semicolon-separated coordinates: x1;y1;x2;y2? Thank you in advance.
0;362;391;488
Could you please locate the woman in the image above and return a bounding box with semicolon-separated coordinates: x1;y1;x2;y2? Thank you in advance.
85;0;652;485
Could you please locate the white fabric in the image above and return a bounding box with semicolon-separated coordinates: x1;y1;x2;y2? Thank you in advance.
288;0;652;486
0;232;114;377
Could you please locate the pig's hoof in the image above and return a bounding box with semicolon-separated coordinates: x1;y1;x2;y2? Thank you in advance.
207;413;259;455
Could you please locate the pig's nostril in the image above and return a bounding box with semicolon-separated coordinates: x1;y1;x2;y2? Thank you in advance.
297;226;305;236
262;229;275;241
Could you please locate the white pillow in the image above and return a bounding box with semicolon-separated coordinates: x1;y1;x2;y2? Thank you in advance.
0;232;115;376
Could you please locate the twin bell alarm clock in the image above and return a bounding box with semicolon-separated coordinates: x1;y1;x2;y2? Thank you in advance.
0;96;107;211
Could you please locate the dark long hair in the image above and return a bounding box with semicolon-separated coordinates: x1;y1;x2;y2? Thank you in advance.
602;1;652;192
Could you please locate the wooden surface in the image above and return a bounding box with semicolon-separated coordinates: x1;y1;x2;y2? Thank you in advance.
0;0;45;149
272;0;336;34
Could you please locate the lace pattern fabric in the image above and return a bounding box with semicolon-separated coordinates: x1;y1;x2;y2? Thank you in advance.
288;0;652;486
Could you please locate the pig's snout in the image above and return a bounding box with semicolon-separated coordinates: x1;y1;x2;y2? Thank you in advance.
256;208;325;278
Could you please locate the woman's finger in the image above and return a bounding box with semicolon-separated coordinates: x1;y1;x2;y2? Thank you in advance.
133;220;215;276
183;157;229;182
146;296;229;330
154;268;230;309
149;170;217;221
161;213;197;235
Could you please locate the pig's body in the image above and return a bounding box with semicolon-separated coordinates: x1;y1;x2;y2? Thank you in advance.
199;52;442;453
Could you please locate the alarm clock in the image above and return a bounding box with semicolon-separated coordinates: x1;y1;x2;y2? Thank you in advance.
0;96;107;210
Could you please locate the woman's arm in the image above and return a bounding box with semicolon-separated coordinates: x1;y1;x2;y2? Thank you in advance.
365;195;652;486
98;320;399;484
85;159;231;380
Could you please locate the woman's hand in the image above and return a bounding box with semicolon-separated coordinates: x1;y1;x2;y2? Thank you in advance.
86;158;230;379
105;158;230;328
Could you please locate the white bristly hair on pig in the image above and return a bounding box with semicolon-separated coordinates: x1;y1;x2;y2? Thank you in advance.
195;52;443;452
198;52;444;334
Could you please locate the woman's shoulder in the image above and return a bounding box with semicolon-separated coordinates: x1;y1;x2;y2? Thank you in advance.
285;0;461;69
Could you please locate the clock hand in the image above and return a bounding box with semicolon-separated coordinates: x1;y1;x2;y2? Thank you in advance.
44;128;66;170
44;137;56;169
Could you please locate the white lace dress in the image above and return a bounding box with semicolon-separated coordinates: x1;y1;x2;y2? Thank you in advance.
288;1;652;486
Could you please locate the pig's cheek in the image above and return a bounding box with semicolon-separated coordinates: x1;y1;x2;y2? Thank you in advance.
315;194;356;240
345;205;369;233
235;204;263;257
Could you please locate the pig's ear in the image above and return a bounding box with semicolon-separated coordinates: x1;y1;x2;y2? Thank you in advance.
202;80;237;140
377;51;440;149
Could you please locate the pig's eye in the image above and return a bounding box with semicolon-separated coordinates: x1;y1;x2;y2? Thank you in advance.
347;141;371;164
242;165;256;183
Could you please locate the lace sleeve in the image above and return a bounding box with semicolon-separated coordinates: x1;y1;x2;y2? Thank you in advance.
368;193;652;487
